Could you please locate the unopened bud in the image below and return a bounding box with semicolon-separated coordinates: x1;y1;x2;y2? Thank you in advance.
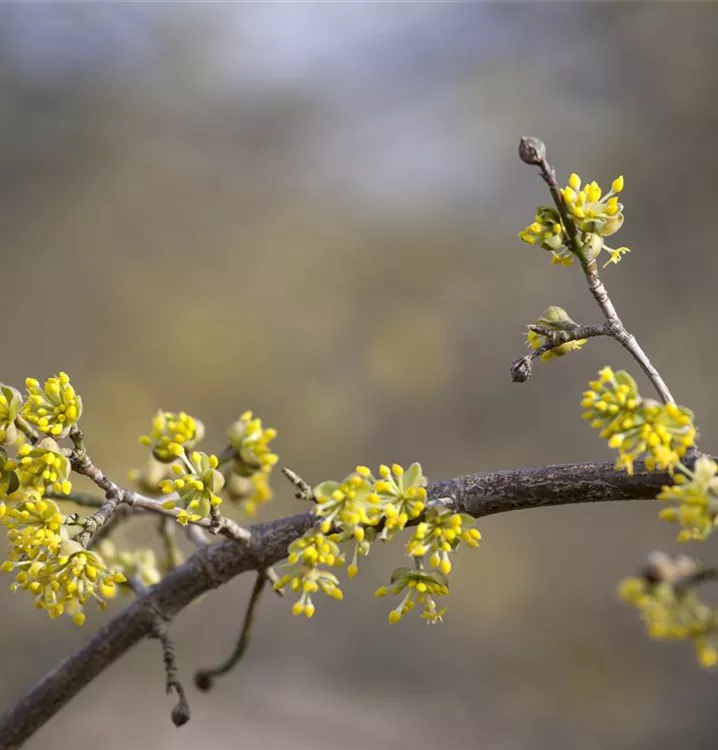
510;355;533;383
518;137;546;166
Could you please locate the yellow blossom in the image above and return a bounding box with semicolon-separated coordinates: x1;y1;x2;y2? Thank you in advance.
159;451;224;523
619;555;718;668
561;174;626;237
2;539;126;624
21;372;83;438
140;410;204;463
15;438;72;496
582;367;696;474
657;454;718;541
375;567;449;625
406;507;481;575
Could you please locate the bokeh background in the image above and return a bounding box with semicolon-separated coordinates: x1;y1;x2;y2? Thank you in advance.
2;3;718;749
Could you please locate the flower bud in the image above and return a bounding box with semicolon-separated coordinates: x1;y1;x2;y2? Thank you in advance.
518;136;546;165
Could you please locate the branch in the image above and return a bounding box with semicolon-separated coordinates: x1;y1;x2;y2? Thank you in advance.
0;459;675;749
69;448;251;544
129;577;190;726
510;322;608;382
194;571;268;691
518;136;675;405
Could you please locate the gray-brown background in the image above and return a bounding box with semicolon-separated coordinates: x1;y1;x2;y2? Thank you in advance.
1;4;718;749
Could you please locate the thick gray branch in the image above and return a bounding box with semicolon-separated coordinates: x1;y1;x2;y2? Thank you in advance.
0;460;674;749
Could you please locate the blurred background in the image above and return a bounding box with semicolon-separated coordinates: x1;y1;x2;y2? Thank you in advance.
1;3;718;749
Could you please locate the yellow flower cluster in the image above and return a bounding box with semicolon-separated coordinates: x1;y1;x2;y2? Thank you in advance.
279;462;432;618
561;173;630;267
406;507;481;575
227;411;278;475
313;472;377;538
21;373;82;439
140;410;204;463
581;367;696;474
16;438;72;496
619;554;718;668
375;567;450;624
518;206;573;267
97;540;162;589
369;463;428;540
275;530;345;618
520;175;629;268
0;385;22;445
225;471;273;517
2;495;64;557
225;411;278;515
1;497;125;624
562;173;625;237
160;451;224;524
525;306;587;361
657;455;718;542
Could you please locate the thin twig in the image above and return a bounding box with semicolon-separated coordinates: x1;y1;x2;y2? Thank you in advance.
69;447;251;545
194;572;268;691
126;492;250;542
86;506;132;550
518;136;675;405
128;578;190;727
185;524;209;547
46;490;105;509
281;466;313;501
152;617;190;727
510;323;607;382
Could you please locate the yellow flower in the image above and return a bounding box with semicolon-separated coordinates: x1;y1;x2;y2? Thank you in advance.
276;529;345;618
618;556;718;668
375;567;449;625
2;494;65;558
603;246;630;267
582;367;696;474
518;206;573;267
657;455;718;541
160;451;224;523
97;540;162;588
372;462;428;540
313;471;376;538
140;410;204;463
3;539;126;624
21;372;83;438
225;471;273;516
223;411;278;516
406;507;481;575
286;529;344;568
226;411;278;476
15;438;72;496
561;174;626;237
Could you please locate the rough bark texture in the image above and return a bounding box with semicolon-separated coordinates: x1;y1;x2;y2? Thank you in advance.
0;460;671;749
